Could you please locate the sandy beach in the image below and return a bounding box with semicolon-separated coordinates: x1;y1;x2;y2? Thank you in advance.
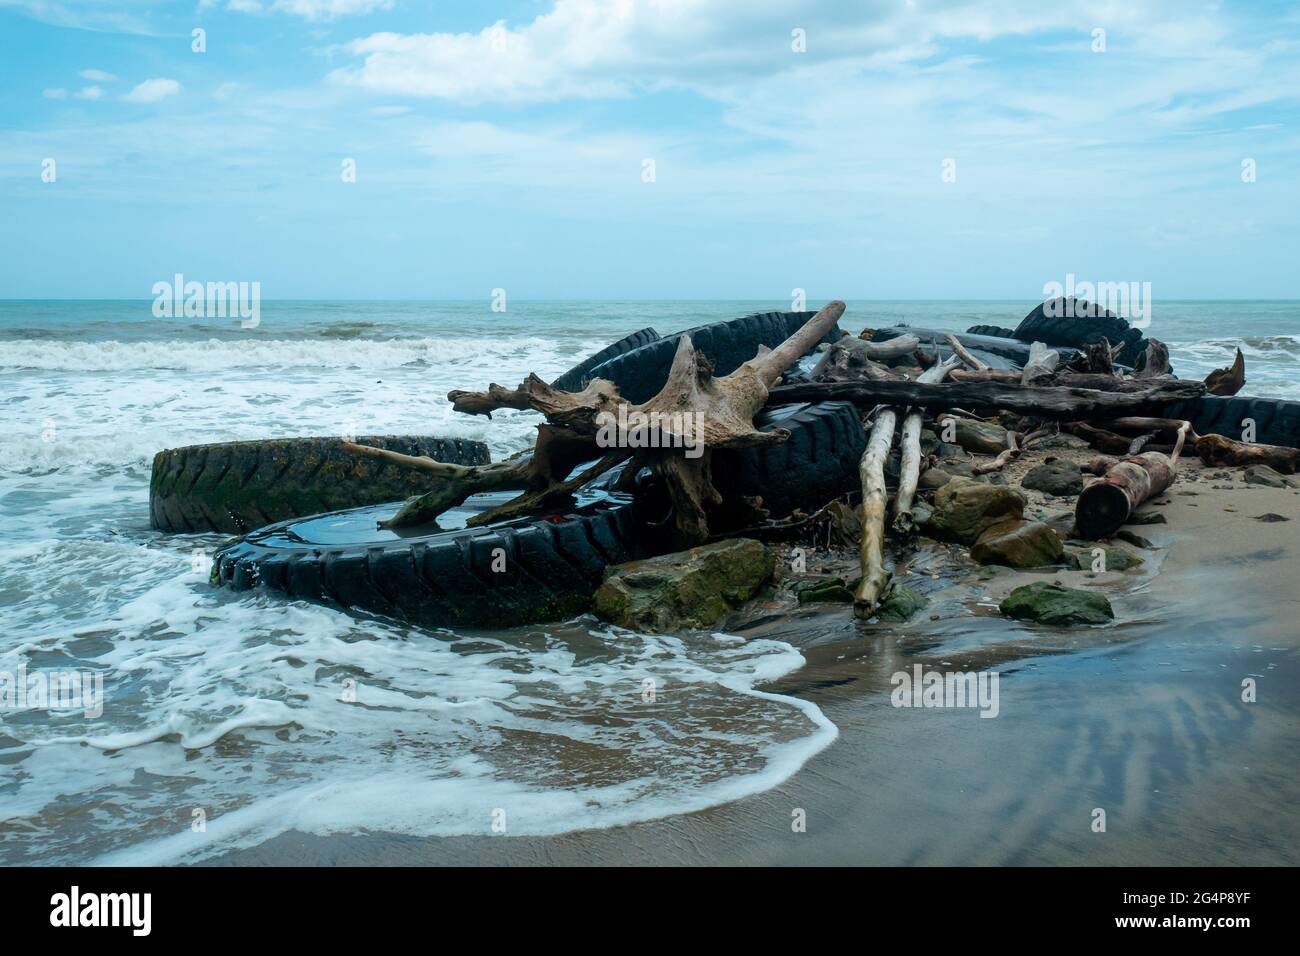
204;454;1300;866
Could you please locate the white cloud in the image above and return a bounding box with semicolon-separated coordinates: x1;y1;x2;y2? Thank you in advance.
79;69;116;82
219;0;392;18
75;85;104;100
123;78;182;103
329;0;1102;103
42;87;68;99
271;0;392;19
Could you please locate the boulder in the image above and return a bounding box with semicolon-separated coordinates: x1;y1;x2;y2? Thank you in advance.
970;518;1064;568
1070;546;1143;572
1125;510;1166;525
999;582;1114;625
593;538;775;632
924;478;1026;544
1021;459;1084;497
1244;465;1297;488
939;416;1008;454
876;584;928;622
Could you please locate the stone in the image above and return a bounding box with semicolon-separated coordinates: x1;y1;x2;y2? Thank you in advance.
795;576;855;604
999;582;1114;626
940;417;1008;454
1254;513;1290;522
918;468;954;491
1070;546;1143;572
593;538;775;632
1115;529;1155;549
970;518;1064;568
923;477;1026;544
1021;459;1084;497
876;585;927;623
1244;465;1296;488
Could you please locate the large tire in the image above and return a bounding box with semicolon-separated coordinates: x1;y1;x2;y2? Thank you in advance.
715;403;867;517
150;435;491;535
1162;395;1300;449
212;498;662;629
1013;298;1147;367
551;327;660;393
965;324;1017;338
585;311;838;403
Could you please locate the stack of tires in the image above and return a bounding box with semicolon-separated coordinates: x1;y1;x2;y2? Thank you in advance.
165;309;868;630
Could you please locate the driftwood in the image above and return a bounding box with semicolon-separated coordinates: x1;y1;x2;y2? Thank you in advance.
1204;348;1246;396
892;357;960;535
1051;373;1161;392
1021;341;1060;385
1132;338;1171;379
810;335;905;383
855;409;897;619
372;300;848;540
1075;422;1190;539
769;378;1205;420
950;368;1021;385
1195;433;1299;473
852;332;920;359
944;333;989;372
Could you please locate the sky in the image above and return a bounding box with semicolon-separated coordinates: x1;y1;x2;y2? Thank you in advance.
1;0;1298;300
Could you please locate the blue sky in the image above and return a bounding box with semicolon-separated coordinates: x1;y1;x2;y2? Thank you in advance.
2;0;1298;299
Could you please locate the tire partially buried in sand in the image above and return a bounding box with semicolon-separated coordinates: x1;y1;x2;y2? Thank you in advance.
150;435;491;535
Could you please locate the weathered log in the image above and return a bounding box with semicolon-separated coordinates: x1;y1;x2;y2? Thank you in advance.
851;332;920;359
855;409;897;619
1133;338;1170;379
1075;422;1190;539
949;368;1022;385
1195;433;1299;473
1051;373;1162;392
944;333;989;372
1204;348;1246;396
1021;341;1060;385
810;336;906;383
768;378;1205;420
1107;416;1201;437
892;356;960;535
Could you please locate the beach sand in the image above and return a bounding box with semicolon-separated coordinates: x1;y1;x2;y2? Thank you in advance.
210;454;1300;866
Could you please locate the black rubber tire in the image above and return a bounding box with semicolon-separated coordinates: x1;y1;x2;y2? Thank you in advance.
1012;298;1147;366
212;499;660;629
1161;395;1300;449
150;435;491;535
965;324;1018;338
715;402;867;518
584;311;838;403
551;327;660;393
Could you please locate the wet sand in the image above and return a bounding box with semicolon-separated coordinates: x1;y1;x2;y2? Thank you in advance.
211;458;1300;866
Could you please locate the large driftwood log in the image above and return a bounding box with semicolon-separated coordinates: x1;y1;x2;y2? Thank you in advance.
769;378;1205;419
950;368;1021;384
386;300;848;540
892;356;960;535
1195;433;1299;473
1204;348;1246;396
855;409;897;619
1075;422;1190;539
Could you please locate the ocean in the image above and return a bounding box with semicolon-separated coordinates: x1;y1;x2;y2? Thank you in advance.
1;298;1296;865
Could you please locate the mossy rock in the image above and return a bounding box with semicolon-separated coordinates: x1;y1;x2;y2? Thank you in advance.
1000;582;1113;625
